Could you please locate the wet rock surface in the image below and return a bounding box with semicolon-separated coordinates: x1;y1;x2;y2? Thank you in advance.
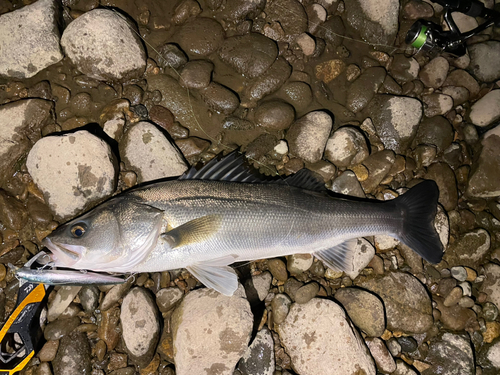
0;1;499;374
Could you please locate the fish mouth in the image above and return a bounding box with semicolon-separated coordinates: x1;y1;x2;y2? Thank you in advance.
43;237;86;267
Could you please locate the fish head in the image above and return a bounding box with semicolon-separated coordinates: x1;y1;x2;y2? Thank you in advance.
43;196;165;271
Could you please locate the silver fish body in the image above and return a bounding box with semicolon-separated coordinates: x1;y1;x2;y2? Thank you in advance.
41;154;444;295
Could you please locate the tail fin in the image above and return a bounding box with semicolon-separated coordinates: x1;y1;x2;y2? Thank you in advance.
393;180;444;264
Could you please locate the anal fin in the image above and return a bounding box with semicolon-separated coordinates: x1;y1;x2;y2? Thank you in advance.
313;239;358;272
186;255;239;296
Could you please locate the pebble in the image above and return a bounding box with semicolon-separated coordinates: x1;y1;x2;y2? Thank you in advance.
357;271;433;334
47;286;82;322
306;3;327;34
271;294;292;324
425;162;458;211
267;259;288;282
330;171;366;198
156;43;188;70
325;127;369;168
61;9;146;82
468;41;500;83
174;18;224;57
389;54;420;82
443;69;480;97
451;266;468;282
393;359;418;375
0;0;63;78
238;327;275;375
100;278;134;311
442;85;470;106
0;99;54;187
346;67;386;113
368;95;422;154
296;33;315;56
469;89;500;127
121;287;160;367
246;271;272;302
155;287;183;313
423;93;454;117
218;33;277;78
343;0;399;45
478;339;500;371
38;340;59;362
179;60;213;89
200;82;240;115
283;278;303;301
286;253;313;274
52;331;91;375
419;56;449;88
423;332;475;374
120;121;187;183
277;298;376;374
79;286;100;315
334;287;385;337
480;263;500;312
294;282;319;304
387;337;402;356
220;0;266;21
276;82;313;114
482;302;499;322
26;131;116;219
444;229;490;267
176;137;210;160
108;353;128;371
254;100;295;131
397;336;418;353
286;111;333;164
344;238;376;279
365;337;396;373
171;285;252;375
0;191;28;231
315;59;346;84
95;340;107;361
412;116;454;152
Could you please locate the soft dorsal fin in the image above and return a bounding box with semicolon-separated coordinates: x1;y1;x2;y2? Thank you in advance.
179;151;326;192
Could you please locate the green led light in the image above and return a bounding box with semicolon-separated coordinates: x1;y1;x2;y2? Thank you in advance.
412;25;428;49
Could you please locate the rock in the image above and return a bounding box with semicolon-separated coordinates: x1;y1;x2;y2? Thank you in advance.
220;0;266;21
26;130;116;219
156;44;188;70
422;332;475;375
441;86;470;106
356;271;433;334
246;271;272;302
156;287;183;313
180;60;213;89
200;83;239;115
218;33;277;79
268;259;288;282
271;293;292;324
314;59;346;84
325;126;369;168
44;316;80;341
389;55;420;83
443;69;479;98
120;121;187;183
0;0;63;78
238;327;275;375
120;288;160;367
98;306;121;351
0;190;28;231
0;99;54;187
480;263;500;311
79;286;100;315
245;133;278;160
316;16;345;47
241;57;292;106
343;238;375;279
419;57;449;88
360;150;396;193
47;286;82;322
254;100;295;131
346;67;386;113
296;33;316;56
467;126;500;198
306;3;327;34
365;337;397;373
265;0;308;41
100;278;134;311
330;171;366;198
174;18;224;57
368;95;422;154
468;41;500;82
52;331;91;375
423;93;453;117
294;282;320;304
286;111;333;163
61;9;146;82
413;116;454;152
277;299;376;374
444;229;490;268
478;338;500;371
276;82;313;114
171;286;252;375
334;287;385;337
425;162;458;211
343;0;399;45
469;89;500;127
287;254;313;275
393;359;418;375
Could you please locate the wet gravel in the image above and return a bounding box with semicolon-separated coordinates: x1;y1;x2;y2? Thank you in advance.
1;0;500;374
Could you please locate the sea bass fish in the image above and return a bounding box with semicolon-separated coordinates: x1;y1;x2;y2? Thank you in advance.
41;153;444;295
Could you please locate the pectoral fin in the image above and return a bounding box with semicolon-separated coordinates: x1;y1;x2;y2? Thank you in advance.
313;239;358;272
187;255;239;296
161;214;222;248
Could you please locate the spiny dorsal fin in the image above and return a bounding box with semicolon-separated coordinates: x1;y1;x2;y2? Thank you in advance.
179;151;326;192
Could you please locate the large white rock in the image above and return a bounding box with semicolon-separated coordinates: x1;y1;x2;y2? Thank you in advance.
61;9;146;82
120;121;187;183
286;111;333;163
26;130;117;219
171;285;253;375
0;99;54;186
469;89;500;127
277;298;376;375
0;0;63;78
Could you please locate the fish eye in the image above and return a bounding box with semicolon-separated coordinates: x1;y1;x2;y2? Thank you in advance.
70;224;86;238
